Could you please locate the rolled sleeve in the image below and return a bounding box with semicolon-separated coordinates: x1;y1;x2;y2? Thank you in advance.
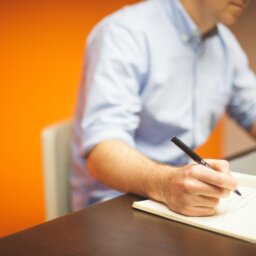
79;19;148;156
81;128;136;156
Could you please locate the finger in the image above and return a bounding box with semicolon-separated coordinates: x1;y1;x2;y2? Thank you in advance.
183;178;231;198
191;195;220;208
204;159;230;174
179;206;216;217
190;165;238;191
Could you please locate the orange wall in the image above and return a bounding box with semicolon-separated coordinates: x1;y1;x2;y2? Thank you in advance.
0;0;139;237
196;118;224;159
0;0;222;237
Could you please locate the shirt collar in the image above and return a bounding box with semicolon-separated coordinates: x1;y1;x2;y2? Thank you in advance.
167;0;219;43
202;26;219;40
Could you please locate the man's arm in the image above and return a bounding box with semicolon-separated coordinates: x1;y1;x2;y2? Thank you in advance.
249;123;256;139
87;139;238;217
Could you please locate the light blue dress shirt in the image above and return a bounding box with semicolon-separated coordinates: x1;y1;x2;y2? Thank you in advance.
71;0;256;210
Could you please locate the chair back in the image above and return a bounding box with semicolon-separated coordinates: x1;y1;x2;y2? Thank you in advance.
41;121;72;220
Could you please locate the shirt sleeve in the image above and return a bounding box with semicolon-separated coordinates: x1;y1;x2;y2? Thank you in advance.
79;19;148;156
226;39;256;131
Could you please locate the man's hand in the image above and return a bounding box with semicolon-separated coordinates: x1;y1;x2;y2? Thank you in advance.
160;160;238;216
87;140;238;217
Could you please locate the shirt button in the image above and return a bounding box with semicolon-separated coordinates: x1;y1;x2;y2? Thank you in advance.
181;34;189;42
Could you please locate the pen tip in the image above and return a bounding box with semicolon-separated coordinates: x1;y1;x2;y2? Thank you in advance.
235;189;242;196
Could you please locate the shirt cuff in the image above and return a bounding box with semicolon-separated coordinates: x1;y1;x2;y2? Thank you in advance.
80;129;136;157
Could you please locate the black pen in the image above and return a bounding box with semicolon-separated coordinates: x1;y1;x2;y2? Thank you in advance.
171;136;241;196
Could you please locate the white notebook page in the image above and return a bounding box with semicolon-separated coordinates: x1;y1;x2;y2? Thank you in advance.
133;173;256;243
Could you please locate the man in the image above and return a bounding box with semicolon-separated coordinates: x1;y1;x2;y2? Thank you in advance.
71;0;256;216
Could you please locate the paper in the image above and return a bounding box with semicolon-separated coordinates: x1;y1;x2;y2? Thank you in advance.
133;173;256;243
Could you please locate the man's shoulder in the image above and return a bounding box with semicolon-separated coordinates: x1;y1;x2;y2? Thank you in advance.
91;0;165;35
108;0;163;25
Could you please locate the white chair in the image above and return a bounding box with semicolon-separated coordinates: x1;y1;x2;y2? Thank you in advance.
41;121;72;221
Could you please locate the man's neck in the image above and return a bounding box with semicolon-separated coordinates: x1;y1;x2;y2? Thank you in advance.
180;0;217;35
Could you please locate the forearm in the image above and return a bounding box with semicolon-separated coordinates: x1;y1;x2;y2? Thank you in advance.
87;139;175;202
249;122;256;139
86;139;237;216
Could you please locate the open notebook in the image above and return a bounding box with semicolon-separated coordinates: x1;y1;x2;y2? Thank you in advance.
133;172;256;243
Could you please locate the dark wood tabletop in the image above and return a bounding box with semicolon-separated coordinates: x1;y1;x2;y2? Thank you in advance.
0;193;256;256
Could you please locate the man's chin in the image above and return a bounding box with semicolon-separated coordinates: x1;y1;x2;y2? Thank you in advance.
219;14;241;27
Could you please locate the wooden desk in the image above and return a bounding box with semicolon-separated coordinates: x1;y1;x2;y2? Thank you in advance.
0;194;256;256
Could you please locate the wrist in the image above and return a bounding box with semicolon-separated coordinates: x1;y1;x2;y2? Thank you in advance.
147;162;177;203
